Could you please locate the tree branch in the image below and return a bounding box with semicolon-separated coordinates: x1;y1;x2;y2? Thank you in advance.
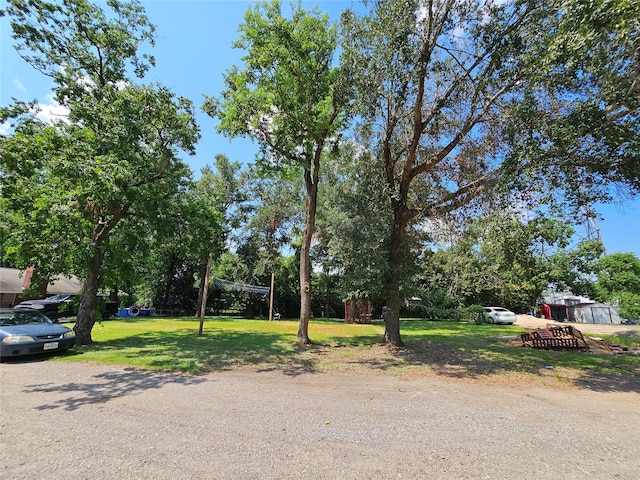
424;173;498;217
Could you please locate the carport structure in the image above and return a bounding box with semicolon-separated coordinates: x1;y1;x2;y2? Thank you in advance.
540;301;623;324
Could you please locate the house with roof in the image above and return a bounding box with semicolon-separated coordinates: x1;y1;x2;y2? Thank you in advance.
0;267;83;308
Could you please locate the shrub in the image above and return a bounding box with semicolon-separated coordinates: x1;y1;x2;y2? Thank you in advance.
412;303;461;321
460;304;489;324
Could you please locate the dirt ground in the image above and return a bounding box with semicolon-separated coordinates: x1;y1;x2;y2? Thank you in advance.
514;314;640;337
2;359;639;479
274;314;640;394
2;317;639;479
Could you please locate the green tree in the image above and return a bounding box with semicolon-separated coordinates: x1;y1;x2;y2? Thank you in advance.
593;253;640;318
313;141;393;315
341;0;640;346
550;0;637;183
428;213;577;312
503;0;640;212
191;155;247;315
222;167;302;317
141;178;223;314
546;239;605;299
473;215;572;311
1;0;199;344
204;0;348;344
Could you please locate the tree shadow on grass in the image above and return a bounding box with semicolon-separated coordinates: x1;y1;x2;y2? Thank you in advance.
572;370;640;392
74;327;320;374
56;320;640;393
394;338;640;393
313;322;640;393
390;321;640;393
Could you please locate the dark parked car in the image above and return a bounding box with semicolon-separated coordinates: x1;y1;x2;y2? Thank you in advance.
14;293;119;321
0;308;76;358
14;293;76;321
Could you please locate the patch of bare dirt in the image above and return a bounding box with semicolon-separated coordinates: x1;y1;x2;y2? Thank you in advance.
278;342;570;390
514;314;640;337
279;318;640;392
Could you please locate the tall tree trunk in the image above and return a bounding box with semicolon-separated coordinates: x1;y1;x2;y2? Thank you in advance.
383;208;408;347
74;252;102;345
73;213;122;345
297;167;319;345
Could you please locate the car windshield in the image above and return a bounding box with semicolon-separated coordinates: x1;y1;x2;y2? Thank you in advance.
0;311;54;326
46;294;71;302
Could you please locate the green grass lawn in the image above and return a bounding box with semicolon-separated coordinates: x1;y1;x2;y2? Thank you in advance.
61;316;383;372
55;316;640;387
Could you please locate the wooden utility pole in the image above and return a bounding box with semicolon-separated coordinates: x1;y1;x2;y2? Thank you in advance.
198;252;213;336
268;272;275;321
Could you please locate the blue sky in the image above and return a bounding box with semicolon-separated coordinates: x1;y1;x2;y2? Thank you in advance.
1;0;638;257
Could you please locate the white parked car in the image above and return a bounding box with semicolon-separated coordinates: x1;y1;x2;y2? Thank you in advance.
483;307;516;325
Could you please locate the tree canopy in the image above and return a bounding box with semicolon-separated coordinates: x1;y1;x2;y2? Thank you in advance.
1;0;638;350
1;0;200;344
593;253;640;318
339;0;640;345
205;0;348;344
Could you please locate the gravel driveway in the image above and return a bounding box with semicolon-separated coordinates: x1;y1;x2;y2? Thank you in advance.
1;359;639;479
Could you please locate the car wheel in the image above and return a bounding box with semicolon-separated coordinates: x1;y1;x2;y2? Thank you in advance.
101;310;112;320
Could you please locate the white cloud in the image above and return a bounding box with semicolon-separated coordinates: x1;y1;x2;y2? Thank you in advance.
13;78;28;93
36;94;70;124
0;121;11;135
